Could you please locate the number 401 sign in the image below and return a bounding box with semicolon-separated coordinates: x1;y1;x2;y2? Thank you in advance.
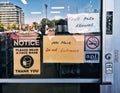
85;52;100;63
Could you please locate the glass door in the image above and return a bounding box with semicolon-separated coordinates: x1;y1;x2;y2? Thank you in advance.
0;0;101;93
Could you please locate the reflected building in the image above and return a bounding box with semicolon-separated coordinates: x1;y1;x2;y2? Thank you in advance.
0;2;24;29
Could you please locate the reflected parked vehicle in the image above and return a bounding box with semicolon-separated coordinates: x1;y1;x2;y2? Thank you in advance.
1;31;19;40
10;33;19;40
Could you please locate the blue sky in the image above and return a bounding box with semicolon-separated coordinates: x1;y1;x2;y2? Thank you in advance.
1;0;100;24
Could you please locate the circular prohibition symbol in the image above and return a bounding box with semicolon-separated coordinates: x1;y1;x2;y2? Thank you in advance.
20;55;34;68
86;36;100;50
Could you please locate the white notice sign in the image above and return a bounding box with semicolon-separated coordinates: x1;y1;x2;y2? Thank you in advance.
67;13;100;33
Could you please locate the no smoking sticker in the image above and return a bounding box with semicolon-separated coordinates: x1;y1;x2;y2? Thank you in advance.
86;36;100;50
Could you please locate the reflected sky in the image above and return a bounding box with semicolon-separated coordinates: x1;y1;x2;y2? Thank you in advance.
1;0;100;24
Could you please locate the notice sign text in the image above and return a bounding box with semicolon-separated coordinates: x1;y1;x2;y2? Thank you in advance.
13;38;40;75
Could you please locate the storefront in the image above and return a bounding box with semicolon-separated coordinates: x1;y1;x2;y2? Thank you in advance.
0;0;120;93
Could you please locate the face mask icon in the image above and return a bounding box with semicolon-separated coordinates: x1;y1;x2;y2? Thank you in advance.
21;55;34;68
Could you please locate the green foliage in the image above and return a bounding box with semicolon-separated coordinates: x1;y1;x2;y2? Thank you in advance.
0;26;4;32
33;22;39;30
40;18;67;28
0;23;4;32
41;18;47;27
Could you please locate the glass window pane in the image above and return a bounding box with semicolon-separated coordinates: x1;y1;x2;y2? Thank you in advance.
0;0;101;93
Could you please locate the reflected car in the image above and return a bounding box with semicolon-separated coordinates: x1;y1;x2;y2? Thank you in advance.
10;33;19;40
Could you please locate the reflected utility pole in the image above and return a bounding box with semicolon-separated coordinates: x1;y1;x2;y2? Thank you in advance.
45;4;48;31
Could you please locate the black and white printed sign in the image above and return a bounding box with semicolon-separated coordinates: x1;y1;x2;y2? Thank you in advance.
84;52;100;63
